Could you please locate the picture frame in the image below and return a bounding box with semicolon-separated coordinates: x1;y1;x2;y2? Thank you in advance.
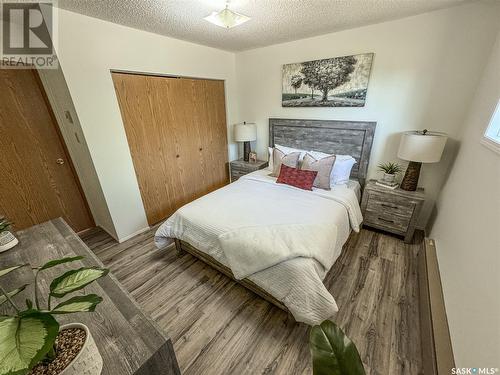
249;151;257;163
282;53;374;107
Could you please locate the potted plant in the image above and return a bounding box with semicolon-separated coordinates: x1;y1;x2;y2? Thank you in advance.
310;320;366;375
377;162;403;184
0;257;109;375
0;217;18;253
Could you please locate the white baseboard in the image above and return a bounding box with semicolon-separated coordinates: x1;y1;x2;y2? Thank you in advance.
117;226;150;243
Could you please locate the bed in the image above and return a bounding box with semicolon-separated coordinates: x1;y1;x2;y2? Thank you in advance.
155;118;376;325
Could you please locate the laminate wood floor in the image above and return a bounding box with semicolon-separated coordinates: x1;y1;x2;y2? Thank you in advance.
80;227;423;375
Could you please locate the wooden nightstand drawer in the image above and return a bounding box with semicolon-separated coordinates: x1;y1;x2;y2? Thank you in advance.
364;210;410;234
366;193;415;218
231;169;247;181
360;180;425;243
231;165;253;175
368;191;415;211
230;159;268;182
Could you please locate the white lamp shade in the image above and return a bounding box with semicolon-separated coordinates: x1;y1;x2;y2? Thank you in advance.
397;131;447;163
234;123;257;142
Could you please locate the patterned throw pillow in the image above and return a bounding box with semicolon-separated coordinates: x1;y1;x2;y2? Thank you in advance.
301;153;336;190
276;164;318;191
269;148;300;177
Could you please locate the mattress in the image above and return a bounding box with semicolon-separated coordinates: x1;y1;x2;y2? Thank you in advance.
155;169;363;325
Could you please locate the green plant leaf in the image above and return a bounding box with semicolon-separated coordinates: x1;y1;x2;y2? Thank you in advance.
310;320;366;375
0;218;12;232
0;265;26;278
38;256;84;271
377;162;403;175
51;294;103;314
0;285;28;307
50;267;109;298
0;312;59;375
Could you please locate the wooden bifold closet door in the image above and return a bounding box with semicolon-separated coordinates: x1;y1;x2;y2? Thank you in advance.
112;73;229;225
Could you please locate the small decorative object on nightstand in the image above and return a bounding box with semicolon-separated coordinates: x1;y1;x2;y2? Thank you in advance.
230;158;268;182
361;179;425;243
249;151;257;163
376;161;404;189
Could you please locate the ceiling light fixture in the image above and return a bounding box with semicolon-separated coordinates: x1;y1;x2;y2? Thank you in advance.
204;1;250;29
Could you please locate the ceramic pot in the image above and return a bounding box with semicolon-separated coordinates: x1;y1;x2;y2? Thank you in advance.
59;323;103;375
0;230;18;253
382;173;396;184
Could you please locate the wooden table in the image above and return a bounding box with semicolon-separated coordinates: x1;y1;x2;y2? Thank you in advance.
0;218;180;375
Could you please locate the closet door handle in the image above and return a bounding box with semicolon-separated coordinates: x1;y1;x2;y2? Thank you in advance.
199;147;203;151
176;154;180;158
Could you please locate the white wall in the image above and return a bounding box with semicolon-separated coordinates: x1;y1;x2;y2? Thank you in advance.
235;2;500;228
54;9;238;241
429;30;500;368
38;67;117;238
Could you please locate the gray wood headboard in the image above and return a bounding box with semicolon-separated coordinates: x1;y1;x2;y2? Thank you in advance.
269;118;377;185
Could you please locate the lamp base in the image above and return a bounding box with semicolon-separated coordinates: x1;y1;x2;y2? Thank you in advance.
400;161;421;191
243;141;251;162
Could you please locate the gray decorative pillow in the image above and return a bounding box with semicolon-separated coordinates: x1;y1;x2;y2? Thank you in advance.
269;149;300;177
301;153;336;190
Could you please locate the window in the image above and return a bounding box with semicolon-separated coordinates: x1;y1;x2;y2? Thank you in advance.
482;100;500;154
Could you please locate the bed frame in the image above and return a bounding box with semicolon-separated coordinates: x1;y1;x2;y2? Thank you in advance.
175;118;377;313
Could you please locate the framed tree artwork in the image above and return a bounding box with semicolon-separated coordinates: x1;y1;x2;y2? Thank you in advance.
282;53;374;107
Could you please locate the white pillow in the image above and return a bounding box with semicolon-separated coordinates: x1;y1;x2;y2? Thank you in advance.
331;157;357;185
308;150;352;161
275;144;308;161
268;144;308;170
267;147;274;171
307;151;357;185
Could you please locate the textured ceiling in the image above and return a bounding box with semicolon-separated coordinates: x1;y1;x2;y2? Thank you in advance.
57;0;469;51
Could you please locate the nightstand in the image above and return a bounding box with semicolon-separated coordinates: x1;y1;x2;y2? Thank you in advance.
230;158;268;182
361;180;425;243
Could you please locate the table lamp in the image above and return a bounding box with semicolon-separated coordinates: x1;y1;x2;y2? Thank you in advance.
397;130;447;191
234;122;257;162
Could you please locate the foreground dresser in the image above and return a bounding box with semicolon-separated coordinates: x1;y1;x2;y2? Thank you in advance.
0;218;180;375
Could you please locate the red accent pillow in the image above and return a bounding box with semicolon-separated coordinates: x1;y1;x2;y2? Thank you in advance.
276;164;318;191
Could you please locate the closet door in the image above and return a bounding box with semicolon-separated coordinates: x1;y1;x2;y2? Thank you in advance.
112;73;228;225
0;68;94;232
191;79;229;196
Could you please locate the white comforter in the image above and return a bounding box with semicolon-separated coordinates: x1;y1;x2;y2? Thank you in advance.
155;170;363;325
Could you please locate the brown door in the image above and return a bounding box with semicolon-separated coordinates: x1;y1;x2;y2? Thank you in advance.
0;68;93;232
112;73;228;225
